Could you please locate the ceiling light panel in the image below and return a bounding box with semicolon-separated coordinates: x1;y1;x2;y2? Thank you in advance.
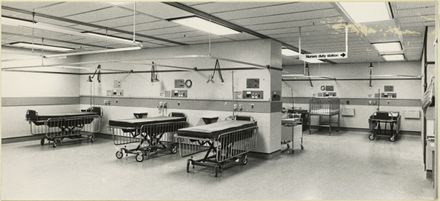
171;17;240;35
372;42;402;53
338;2;392;23
282;48;300;56
382;54;405;61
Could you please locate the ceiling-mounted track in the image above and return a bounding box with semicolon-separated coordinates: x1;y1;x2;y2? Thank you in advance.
1;6;187;46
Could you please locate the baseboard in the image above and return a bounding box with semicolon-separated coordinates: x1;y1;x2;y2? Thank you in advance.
248;150;281;159
95;133;112;139
308;126;421;135
2;132;112;144
2;134;45;144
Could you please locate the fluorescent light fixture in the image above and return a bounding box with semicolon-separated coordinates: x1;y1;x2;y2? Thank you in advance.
8;42;75;52
44;46;142;58
282;48;300;56
170;17;240;35
372;42;402;53
83;31;142;45
108;2;130;5
302;58;325;63
382;54;405;61
2;16;141;46
338;2;392;23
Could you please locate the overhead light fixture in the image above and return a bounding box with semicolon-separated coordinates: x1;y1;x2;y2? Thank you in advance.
2;16;141;46
108;2;130;5
169;17;240;35
83;31;142;45
372;42;402;53
44;46;142;58
282;48;300;56
8;42;75;52
337;2;392;23
302;58;325;63
382;54;405;61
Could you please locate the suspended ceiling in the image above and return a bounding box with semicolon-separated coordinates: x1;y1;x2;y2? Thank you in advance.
1;1;436;65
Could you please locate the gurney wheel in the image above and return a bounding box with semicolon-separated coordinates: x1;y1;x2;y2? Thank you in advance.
301;145;304;150
170;144;178;154
52;142;57;148
135;153;144;162
115;151;123;159
240;154;248;165
40;138;45;146
186;160;191;173
368;134;376;141
389;135;396;142
90;136;96;143
214;167;219;177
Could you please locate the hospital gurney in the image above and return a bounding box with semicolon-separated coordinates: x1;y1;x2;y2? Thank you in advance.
176;116;257;177
110;112;188;162
25;107;102;148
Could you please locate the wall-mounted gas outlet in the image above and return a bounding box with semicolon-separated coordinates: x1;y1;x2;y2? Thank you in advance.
104;100;111;105
171;90;188;98
177;101;181;106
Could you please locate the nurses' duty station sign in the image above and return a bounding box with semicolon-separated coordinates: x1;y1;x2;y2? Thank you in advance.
299;52;347;60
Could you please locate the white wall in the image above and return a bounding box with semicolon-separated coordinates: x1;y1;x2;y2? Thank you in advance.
1;47;81;138
79;39;283;153
282;61;422;132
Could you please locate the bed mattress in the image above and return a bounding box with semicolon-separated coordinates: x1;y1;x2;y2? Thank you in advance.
109;116;186;128
310;109;340;115
177;120;257;139
37;112;98;120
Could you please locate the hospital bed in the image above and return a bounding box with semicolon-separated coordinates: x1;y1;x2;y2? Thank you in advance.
110;112;188;162
25;107;102;148
308;98;340;134
176;116;257;177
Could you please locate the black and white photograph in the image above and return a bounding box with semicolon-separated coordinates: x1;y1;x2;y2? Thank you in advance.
1;1;438;200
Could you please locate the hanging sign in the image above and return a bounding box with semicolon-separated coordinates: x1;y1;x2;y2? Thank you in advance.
299;52;347;60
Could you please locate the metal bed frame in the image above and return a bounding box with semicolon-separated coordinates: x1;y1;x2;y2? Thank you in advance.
25;107;102;148
368;112;401;142
112;113;188;162
281;117;304;154
177;116;257;177
308;98;340;135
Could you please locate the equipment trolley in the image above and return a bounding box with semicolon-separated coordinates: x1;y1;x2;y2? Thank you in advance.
368;111;401;142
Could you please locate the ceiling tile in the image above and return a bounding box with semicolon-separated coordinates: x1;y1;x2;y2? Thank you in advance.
2;1;61;11
214;3;334;20
118;2;193;19
191;2;293;14
36;2;111;17
66;7;133;23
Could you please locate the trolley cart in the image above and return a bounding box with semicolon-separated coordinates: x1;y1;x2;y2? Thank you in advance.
281;118;304;154
368;111;401;142
25;107;102;148
110;113;188;162
177;116;257;177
